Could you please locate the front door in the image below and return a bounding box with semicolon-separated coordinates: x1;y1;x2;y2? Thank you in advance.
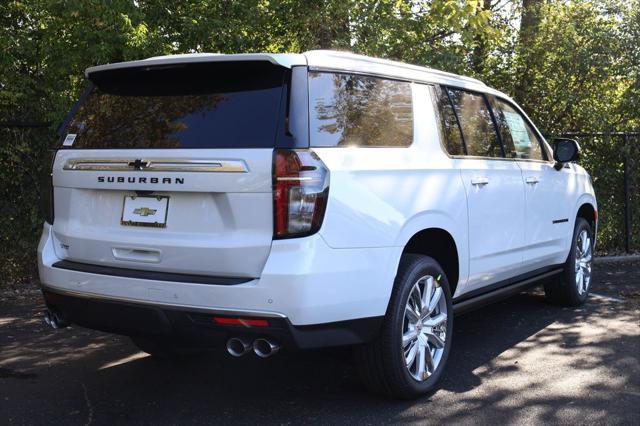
489;96;571;271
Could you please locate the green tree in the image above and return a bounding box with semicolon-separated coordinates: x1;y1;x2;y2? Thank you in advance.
1;0;638;284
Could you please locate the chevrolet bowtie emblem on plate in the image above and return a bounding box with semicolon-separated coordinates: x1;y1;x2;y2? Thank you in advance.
128;159;149;170
133;207;157;217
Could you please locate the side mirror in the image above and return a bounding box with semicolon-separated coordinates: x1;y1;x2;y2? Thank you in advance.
552;138;580;170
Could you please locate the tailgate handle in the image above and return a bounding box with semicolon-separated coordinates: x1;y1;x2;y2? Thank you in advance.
112;247;162;263
471;177;489;186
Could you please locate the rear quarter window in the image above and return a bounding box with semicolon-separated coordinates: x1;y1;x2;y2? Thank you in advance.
308;72;413;147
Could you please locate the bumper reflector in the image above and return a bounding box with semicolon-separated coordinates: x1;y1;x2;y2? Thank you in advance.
213;317;269;327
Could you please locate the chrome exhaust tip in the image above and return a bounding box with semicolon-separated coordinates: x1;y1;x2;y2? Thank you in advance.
226;337;251;357
253;338;280;358
43;309;68;329
43;311;54;328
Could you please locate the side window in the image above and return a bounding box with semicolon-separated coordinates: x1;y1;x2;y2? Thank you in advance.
491;98;546;160
308;72;413;147
432;86;465;155
447;88;502;158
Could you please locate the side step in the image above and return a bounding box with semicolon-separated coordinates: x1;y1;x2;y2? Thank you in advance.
453;269;563;315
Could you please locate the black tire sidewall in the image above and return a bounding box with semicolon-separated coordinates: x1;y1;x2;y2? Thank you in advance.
386;255;454;395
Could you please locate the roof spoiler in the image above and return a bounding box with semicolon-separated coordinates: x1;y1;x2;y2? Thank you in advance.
85;53;307;78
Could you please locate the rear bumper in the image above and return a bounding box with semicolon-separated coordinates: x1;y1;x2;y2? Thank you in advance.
42;287;382;350
38;223;398;345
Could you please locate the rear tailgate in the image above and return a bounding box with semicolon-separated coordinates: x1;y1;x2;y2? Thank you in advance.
52;149;273;278
50;60;293;279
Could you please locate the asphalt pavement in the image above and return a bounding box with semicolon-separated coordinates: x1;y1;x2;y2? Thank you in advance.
1;260;639;425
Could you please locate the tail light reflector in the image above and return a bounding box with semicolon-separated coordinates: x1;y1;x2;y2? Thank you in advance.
273;149;329;238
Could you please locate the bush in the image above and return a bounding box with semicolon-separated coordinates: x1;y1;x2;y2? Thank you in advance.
0;126;55;284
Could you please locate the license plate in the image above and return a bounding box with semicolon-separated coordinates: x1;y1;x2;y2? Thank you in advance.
121;195;169;228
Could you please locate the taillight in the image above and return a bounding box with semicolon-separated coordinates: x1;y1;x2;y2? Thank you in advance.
273;149;329;239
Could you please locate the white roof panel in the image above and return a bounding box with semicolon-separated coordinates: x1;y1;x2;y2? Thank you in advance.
302;50;503;95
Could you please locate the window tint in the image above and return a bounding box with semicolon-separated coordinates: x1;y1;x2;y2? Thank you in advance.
61;62;286;149
309;72;413;147
447;89;502;158
491;98;545;160
433;86;465;155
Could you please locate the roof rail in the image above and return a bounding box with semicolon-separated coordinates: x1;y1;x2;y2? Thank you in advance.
304;50;485;86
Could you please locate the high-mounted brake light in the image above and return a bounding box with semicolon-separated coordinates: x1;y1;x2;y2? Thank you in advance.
273;149;329;238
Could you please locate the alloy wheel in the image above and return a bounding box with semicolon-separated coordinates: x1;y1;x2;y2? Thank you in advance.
402;275;448;381
575;229;592;295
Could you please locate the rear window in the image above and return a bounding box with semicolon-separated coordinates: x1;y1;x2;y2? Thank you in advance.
60;62;286;149
308;72;413;147
446;88;503;158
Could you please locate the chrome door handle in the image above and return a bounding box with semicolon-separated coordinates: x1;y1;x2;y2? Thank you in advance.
471;177;489;186
525;176;540;184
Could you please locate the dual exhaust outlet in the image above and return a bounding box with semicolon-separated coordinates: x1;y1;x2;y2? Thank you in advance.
226;337;280;358
44;308;279;358
43;309;68;329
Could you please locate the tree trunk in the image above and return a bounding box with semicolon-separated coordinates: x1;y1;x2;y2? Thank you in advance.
514;0;543;104
471;0;493;75
312;0;351;50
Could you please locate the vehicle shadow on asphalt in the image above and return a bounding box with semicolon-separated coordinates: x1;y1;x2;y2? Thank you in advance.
1;271;639;424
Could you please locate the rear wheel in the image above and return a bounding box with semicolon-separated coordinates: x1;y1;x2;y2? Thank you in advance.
355;254;453;399
544;218;594;306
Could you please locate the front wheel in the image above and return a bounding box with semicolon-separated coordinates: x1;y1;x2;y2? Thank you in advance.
544;217;594;306
354;254;453;399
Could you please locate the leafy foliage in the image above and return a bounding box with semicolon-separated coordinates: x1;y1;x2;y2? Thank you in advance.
1;0;638;284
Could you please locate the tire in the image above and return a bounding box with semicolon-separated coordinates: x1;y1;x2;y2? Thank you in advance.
354;254;454;399
544;217;594;306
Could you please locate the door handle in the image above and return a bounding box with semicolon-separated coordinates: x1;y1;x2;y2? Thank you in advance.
471;177;489;186
525;176;540;184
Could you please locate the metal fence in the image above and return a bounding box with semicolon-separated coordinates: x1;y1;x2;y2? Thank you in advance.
2;124;638;254
554;132;638;254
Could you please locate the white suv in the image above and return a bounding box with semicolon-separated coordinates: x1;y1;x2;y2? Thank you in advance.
38;51;597;398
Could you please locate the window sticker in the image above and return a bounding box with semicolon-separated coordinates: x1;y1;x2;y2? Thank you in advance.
502;111;531;149
62;133;77;147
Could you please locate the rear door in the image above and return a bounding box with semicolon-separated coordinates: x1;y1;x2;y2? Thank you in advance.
51;61;296;279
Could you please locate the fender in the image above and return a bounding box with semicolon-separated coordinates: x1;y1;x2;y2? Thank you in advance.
573;194;598;250
390;210;469;298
